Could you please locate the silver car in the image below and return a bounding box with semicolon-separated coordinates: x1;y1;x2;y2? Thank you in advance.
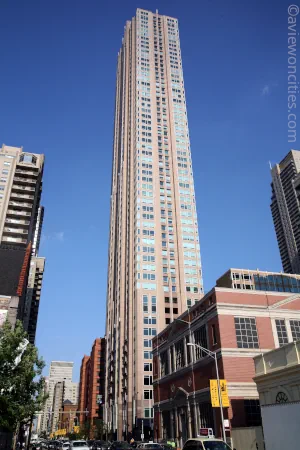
70;442;89;450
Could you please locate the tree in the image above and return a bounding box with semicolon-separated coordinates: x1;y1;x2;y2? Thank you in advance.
0;320;48;432
93;419;107;440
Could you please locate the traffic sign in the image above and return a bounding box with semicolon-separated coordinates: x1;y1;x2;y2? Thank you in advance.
199;428;214;437
220;380;230;407
210;380;219;407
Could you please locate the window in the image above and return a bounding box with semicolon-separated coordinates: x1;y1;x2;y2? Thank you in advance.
144;362;152;371
144;340;152;348
144;351;152;359
212;324;217;345
234;317;259;349
173;307;178;314
244;399;262;426
0;178;6;182
144;375;153;385
290;320;300;341
2;170;8;175
275;319;289;346
144;390;153;400
143;295;148;313
165;307;170;314
19;154;37;165
160;350;169;376
194;325;208;359
165;318;170;325
144;408;154;418
175;339;184;369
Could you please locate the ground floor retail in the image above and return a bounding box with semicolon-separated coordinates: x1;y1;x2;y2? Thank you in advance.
154;387;263;449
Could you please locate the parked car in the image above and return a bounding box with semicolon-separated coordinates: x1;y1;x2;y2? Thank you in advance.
62;444;70;450
92;441;110;450
110;442;132;450
137;445;163;450
182;438;232;450
70;442;89;450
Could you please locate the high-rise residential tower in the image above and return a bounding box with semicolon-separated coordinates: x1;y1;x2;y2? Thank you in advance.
271;150;300;274
105;9;203;439
0;144;46;341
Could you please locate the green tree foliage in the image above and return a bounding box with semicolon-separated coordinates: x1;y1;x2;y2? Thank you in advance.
0;320;47;431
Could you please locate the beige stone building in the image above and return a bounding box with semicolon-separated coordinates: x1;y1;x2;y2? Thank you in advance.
254;341;300;449
105;9;203;439
0;144;44;248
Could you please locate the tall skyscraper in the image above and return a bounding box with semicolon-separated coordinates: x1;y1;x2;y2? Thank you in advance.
271;150;300;274
0;144;46;340
41;361;73;433
105;9;203;439
51;380;79;433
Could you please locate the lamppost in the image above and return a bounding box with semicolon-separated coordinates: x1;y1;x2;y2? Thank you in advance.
187;342;226;442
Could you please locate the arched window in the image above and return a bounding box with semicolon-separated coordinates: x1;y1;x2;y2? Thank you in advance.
276;391;288;403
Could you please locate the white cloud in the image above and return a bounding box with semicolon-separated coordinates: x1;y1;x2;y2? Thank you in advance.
54;231;64;241
261;82;278;96
261;85;270;96
41;231;65;243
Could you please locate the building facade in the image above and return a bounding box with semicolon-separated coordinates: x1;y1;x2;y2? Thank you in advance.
78;338;106;432
254;340;300;449
216;268;300;293
152;283;300;447
105;8;203;439
270;150;300;274
41;361;73;433
51;381;79;433
0;144;46;341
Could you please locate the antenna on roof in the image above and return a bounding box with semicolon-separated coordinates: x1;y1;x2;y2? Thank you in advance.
269;161;272;170
156;9;158;14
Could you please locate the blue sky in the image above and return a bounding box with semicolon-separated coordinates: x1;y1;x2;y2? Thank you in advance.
0;0;295;380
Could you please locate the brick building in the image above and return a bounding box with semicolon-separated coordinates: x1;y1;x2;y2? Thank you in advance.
78;338;106;432
58;400;78;433
152;282;300;447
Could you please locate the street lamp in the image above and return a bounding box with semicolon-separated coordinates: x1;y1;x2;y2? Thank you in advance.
187;342;226;442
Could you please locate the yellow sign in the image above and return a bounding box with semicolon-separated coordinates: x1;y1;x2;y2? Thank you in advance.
220;380;230;407
210;379;230;408
73;426;80;433
210;379;219;407
54;429;67;436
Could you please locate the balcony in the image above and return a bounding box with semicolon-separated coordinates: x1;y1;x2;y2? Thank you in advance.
15;169;38;178
12;184;35;193
8;201;32;210
1;236;27;245
6;209;31;218
10;192;34;202
5;218;30;226
3;227;28;236
13;177;36;185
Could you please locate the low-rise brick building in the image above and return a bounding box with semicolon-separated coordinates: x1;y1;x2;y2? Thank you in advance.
152;283;300;447
78;338;106;433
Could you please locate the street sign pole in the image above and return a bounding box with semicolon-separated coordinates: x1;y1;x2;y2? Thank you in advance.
214;354;226;442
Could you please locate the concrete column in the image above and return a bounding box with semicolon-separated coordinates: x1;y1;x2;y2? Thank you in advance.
172;345;176;371
160;411;163;439
187;400;192;438
168;348;171;373
183;337;188;366
174;408;179;446
170;410;174;439
193;402;199;436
